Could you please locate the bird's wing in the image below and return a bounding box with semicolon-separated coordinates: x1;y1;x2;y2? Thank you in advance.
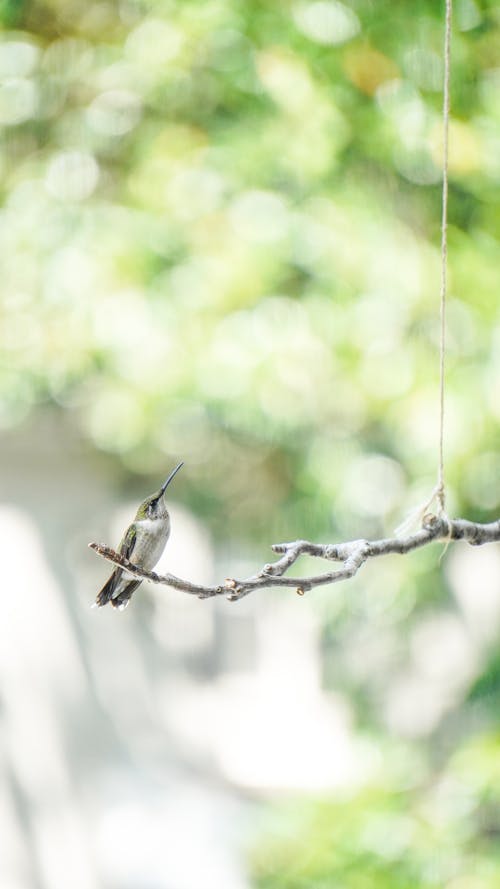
109;524;142;609
94;525;138;607
119;524;137;561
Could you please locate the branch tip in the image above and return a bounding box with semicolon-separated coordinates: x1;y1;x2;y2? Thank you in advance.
271;543;287;553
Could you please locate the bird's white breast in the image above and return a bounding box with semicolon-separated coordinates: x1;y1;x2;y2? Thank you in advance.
132;518;170;570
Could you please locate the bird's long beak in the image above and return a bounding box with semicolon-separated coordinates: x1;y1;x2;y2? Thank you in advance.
160;461;184;496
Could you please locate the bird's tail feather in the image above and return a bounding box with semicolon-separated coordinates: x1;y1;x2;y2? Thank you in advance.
94;572;120;608
110;581;141;610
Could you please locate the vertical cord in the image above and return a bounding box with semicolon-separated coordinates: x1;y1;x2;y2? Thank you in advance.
395;0;452;537
437;0;452;515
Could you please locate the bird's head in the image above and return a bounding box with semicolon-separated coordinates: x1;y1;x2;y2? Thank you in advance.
135;462;184;521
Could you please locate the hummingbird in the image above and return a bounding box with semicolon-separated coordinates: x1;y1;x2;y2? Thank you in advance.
94;462;184;610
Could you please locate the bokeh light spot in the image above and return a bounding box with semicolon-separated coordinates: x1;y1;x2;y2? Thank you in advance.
45;151;99;201
294;1;360;46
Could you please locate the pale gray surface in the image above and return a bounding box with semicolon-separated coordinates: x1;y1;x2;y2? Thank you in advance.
0;411;252;889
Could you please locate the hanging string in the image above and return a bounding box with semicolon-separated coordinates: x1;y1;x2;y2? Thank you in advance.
396;0;452;536
436;0;452;515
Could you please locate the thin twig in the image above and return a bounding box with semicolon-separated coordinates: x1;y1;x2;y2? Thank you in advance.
89;515;500;602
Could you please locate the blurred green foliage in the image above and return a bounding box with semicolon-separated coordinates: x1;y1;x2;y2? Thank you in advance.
1;2;500;885
251;731;500;888
1;0;499;541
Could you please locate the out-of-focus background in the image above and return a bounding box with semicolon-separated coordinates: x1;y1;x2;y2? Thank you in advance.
1;0;500;886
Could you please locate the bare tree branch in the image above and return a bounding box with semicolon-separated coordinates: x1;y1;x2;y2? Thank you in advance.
89;514;500;602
